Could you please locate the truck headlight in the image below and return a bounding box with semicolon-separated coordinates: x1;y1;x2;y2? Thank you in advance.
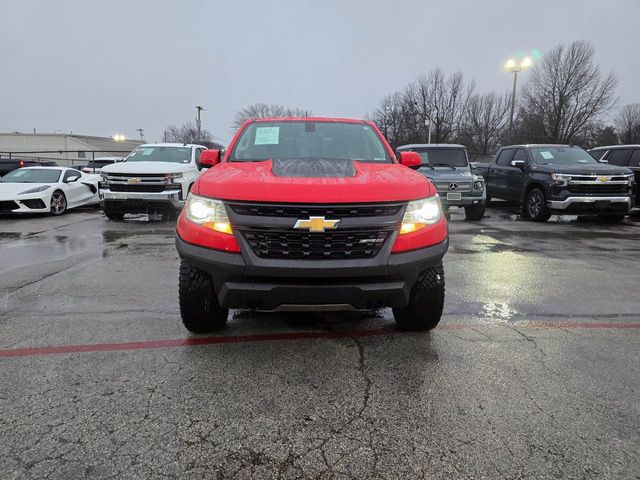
185;193;232;234
400;196;442;234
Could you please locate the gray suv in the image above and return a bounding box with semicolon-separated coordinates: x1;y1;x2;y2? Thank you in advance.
396;144;486;220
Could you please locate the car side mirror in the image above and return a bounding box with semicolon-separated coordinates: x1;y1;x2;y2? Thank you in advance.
66;175;80;183
198;149;222;169
510;160;525;168
598;159;608;164
398;151;421;169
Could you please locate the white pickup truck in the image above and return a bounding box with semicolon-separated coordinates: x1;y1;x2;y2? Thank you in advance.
99;143;209;220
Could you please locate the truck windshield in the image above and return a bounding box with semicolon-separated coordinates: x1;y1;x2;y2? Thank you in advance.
531;147;598;166
126;147;191;163
415;148;467;167
228;121;391;162
1;168;62;183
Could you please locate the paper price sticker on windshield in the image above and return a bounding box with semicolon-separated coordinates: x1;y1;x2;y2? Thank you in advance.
540;151;554;160
254;127;280;145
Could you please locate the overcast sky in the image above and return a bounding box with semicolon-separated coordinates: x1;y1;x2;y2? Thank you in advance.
1;0;638;144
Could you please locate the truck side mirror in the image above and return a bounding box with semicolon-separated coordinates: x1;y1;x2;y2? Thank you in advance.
398;151;421;169
198;149;221;169
510;160;525;168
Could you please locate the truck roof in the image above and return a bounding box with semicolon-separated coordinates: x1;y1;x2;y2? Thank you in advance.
251;117;368;124
397;144;466;150
138;143;207;148
500;144;577;149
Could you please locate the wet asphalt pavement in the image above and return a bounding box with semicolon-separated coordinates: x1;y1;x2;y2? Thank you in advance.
1;204;639;479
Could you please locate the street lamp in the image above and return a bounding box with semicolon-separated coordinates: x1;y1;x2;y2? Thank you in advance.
505;56;533;138
112;134;126;142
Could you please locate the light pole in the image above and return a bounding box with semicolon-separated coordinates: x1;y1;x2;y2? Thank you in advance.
195;105;205;142
505;57;533;138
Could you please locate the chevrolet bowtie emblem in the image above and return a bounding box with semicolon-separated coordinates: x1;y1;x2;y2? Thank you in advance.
597;176;611;182
293;216;340;232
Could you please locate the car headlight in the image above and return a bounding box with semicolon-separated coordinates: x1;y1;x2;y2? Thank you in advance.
474;180;484;190
400;196;442;235
185;193;232;234
19;185;51;195
165;172;183;180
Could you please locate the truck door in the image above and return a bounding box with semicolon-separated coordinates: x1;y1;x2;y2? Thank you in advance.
487;148;515;199
629;149;640;206
505;148;529;201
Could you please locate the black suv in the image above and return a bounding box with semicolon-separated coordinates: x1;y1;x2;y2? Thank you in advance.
486;144;635;222
588;145;640;208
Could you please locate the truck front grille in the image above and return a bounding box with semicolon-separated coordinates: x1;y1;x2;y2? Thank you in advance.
109;184;180;193
227;202;403;218
567;184;628;195
242;229;391;259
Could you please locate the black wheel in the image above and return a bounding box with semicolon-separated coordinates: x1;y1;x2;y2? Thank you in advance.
179;260;228;333
104;209;125;221
464;205;485;221
524;188;551;222
598;215;626;223
49;190;67;215
392;265;445;331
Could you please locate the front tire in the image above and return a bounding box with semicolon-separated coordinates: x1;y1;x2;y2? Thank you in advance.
179;260;228;333
524;188;551;222
599;214;626;223
104;209;125;221
464;204;485;221
392;265;445;331
49;190;67;215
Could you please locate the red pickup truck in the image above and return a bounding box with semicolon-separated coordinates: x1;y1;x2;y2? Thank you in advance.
175;117;448;332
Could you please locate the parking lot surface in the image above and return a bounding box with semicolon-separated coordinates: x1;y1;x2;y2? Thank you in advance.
1;205;639;479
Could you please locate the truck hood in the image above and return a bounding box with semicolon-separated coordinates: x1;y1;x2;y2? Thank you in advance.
534;163;633;175
195;160;434;203
100;161;191;175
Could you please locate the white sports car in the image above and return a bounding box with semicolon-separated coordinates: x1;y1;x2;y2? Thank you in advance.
0;167;100;215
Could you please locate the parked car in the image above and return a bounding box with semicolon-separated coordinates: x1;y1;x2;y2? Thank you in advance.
81;157;123;174
485;144;635;222
0;158;58;177
175;117;448;333
396;144;486;220
588;145;640;208
0;167;99;215
98;143;209;221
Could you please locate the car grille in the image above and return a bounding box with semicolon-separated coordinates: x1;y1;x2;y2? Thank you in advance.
241;229;391;259
567;184;628;195
0;200;18;211
434;182;472;193
227;202;403;218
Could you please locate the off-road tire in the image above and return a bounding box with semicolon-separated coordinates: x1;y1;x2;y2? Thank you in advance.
524;188;551;222
464;205;485;221
599;214;626;223
104;209;125;221
179;260;228;333
50;190;67;216
392;265;445;331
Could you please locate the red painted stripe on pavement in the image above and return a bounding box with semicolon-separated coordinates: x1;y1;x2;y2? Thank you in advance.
0;321;638;359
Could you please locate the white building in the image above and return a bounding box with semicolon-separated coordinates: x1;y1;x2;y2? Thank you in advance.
0;133;143;167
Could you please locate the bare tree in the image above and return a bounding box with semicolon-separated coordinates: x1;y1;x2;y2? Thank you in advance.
231;103;312;130
161;121;224;149
518;40;618;143
458;91;511;155
614;103;640;144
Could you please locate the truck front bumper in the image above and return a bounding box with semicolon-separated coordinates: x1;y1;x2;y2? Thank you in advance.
547;196;631;213
100;189;183;212
176;234;448;311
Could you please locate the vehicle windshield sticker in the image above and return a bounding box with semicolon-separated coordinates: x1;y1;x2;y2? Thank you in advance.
540;151;554;160
141;148;154;156
254;127;280;145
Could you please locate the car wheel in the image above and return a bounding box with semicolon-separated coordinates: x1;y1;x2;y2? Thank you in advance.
598;215;626;223
50;190;67;215
179;260;228;333
104;209;125;221
464;205;485;221
392;265;445;331
524;188;551;222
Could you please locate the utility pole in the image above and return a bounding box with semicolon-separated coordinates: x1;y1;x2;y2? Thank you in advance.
195;105;205;142
137;128;144;142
